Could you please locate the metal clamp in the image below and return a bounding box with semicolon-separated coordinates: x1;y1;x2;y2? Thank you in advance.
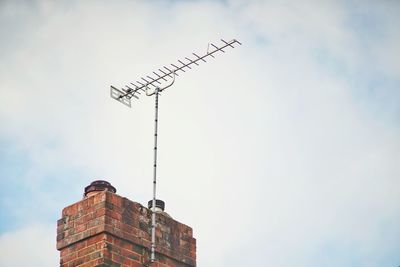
146;71;176;96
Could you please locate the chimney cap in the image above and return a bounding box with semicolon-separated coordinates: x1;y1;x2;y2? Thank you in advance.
84;180;116;196
148;199;165;211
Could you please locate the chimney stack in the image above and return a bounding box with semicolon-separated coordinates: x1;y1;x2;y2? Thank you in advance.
56;180;196;266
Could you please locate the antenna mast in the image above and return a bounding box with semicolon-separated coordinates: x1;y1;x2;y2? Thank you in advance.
110;38;241;264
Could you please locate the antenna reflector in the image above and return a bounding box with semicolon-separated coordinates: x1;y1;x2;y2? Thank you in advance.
110;86;132;107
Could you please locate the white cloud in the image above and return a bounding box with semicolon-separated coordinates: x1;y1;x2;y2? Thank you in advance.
0;224;58;267
0;1;399;266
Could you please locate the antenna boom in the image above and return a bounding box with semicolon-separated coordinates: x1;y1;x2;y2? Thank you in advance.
110;38;241;106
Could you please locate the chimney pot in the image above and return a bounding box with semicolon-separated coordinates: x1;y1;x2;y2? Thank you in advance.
84;180;116;197
148;199;165;212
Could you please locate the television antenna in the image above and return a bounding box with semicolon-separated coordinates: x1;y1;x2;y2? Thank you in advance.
110;38;241;264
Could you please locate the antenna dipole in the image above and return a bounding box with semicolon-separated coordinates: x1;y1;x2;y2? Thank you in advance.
110;38;241;264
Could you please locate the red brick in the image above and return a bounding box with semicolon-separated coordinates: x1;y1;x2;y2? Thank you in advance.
86;234;104;246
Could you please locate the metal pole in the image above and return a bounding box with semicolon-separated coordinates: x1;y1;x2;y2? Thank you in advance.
151;87;160;263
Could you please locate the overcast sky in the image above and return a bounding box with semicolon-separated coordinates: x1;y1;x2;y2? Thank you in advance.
0;0;399;266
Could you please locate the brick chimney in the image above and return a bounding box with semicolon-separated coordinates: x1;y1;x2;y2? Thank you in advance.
56;180;196;267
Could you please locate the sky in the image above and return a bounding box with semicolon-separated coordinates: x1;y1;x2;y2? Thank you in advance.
0;0;399;266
